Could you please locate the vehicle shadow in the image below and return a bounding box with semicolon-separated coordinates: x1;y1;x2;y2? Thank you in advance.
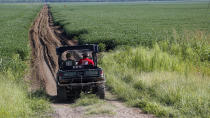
51;98;76;104
29;90;79;104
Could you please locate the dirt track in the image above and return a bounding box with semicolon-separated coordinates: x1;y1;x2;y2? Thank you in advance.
29;5;155;118
29;5;75;95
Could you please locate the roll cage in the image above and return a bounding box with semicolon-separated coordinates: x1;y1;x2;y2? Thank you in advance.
56;44;99;68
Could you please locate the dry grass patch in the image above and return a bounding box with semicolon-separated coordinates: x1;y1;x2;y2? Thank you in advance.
72;93;115;115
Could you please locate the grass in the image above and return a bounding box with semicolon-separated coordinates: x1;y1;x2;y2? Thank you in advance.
101;46;210;117
72;93;115;115
0;4;51;118
51;2;210;117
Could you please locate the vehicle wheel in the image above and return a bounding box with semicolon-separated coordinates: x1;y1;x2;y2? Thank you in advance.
96;83;105;99
57;86;67;102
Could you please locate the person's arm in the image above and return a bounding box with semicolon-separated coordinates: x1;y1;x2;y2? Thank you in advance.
89;59;94;66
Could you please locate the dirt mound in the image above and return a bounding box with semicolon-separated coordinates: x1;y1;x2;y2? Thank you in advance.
29;5;75;95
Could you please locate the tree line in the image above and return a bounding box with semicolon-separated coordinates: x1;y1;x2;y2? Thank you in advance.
0;0;195;3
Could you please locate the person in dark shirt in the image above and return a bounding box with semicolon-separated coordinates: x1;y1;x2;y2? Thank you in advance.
63;52;75;68
78;52;94;66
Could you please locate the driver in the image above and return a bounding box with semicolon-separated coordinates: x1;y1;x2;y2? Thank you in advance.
63;52;75;67
78;52;94;66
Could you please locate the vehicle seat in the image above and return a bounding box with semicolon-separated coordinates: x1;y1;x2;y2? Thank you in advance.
62;60;75;70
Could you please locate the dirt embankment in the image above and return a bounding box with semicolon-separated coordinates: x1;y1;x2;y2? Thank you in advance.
29;5;76;95
29;5;155;118
29;5;59;95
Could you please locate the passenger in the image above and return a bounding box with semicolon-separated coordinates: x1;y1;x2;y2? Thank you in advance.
63;52;75;67
78;52;94;66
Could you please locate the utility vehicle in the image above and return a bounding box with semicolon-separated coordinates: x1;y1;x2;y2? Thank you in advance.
56;44;105;100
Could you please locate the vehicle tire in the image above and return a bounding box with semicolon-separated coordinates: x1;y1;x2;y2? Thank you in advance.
57;86;67;102
96;83;105;99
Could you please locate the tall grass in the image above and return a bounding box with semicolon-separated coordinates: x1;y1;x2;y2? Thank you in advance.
101;32;210;117
0;4;51;118
0;76;50;118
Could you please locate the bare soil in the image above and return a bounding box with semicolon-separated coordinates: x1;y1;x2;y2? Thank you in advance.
52;92;154;118
29;5;155;118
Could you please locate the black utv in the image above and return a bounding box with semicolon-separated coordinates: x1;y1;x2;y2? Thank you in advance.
56;44;105;100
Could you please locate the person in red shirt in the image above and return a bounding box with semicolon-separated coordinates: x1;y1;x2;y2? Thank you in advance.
78;52;94;66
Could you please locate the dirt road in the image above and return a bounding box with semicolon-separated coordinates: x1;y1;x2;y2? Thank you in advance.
29;5;154;118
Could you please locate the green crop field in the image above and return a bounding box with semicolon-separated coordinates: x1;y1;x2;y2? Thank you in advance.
51;2;210;117
0;4;50;118
51;3;209;49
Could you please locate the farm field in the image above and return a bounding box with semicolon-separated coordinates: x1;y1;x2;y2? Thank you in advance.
0;4;50;118
50;3;210;117
51;3;209;49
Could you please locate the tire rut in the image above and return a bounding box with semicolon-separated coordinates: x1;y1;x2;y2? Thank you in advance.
29;5;62;95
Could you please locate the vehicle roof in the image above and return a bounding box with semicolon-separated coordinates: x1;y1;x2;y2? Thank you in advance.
56;44;98;55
